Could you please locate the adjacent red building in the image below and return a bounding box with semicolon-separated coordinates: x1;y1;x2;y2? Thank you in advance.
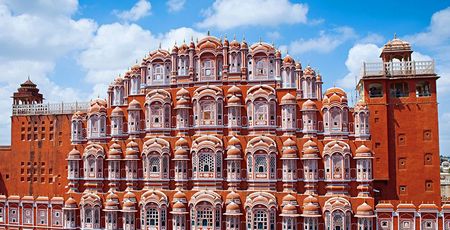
0;35;444;230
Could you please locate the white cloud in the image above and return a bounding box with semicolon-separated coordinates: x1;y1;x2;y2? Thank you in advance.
197;0;308;30
407;7;450;47
337;43;381;89
167;0;186;12
115;0;151;22
78;24;204;98
287;27;356;55
0;0;96;144
266;31;281;41
358;33;384;45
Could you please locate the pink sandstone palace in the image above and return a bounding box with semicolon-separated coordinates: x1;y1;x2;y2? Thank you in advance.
0;34;444;230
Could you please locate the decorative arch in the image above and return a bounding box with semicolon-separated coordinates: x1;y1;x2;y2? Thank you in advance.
192;86;224;127
140;190;169;230
244;192;277;230
83;144;105;179
191;135;224;179
142;138;170;179
323;141;352;181
189;190;223;230
246;136;278;180
144;89;172;129
80;192;102;229
246;85;277;127
323;197;352;230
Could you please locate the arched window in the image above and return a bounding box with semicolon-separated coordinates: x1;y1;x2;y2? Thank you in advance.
142;138;170;183
201;59;215;80
145;90;172;131
189;191;222;230
83;144;104;179
192;86;223;128
247;85;277;128
369;83;383;98
245;192;277;230
140;191;168;230
390;82;409;98
416;81;431;97
323;141;351;182
255;58;267;77
323;197;352;230
178;56;189;76
130;76;140;95
80;193;102;229
229;52;241;73
330;107;341;131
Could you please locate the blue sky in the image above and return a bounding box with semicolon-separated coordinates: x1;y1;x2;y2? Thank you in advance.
0;0;449;154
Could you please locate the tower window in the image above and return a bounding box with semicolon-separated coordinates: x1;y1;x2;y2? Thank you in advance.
416;81;431;97
390;82;409;98
369;83;383;97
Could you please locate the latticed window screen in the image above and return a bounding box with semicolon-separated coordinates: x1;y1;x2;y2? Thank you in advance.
145;208;159;227
254;210;268;229
216;153;222;177
199;154;214;172
197;207;213;227
149;156;160;173
255;155;267;173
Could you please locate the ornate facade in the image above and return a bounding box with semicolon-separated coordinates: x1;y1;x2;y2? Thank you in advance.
0;35;444;229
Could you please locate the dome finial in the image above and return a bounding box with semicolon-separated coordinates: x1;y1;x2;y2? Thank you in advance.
259;36;262;44
233;34;236;40
207;30;210;36
394;32;397;39
158;42;161;49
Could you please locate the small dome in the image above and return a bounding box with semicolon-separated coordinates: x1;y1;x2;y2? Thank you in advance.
241;40;248;49
173;190;187;200
324;87;347;98
68;148;81;157
282;148;297;157
227;85;242;96
329;93;342;103
227;95;241;104
303;202;319;212
356;145;371;154
228;136;241;146
174;148;188;156
226;201;241;212
176;97;190;106
357;202;373;213
418;203;439;211
275;50;281;58
281;93;296;104
303;146;318;155
105;200;118;208
111;107;124;116
282;194;297;203
302;100;317;110
226;191;241;201
176;88;190;98
64;197;77;208
227;146;242;156
106;192;119;201
295;62;302;69
303;195;318;204
128;99;141;110
175;137;189;147
173;201;186;209
230;39;240;49
123;191;137;200
303;139;318;149
383;36;412;52
303;65;315;75
283;138;297;147
282;203;298;213
283;55;294;64
253;195;268;203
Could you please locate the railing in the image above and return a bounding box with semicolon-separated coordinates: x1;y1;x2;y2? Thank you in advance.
12;102;89;116
361;61;435;77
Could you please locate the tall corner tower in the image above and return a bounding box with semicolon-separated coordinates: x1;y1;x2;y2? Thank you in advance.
12;78;43;105
358;36;441;204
